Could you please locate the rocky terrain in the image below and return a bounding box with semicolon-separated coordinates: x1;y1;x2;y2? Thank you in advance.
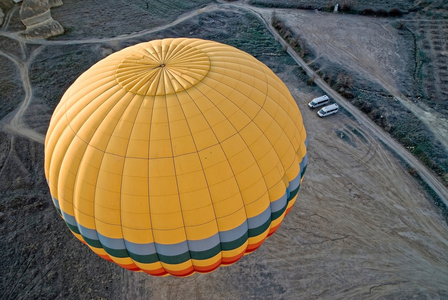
0;0;447;299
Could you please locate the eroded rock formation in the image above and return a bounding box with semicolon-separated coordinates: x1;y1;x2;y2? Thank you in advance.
20;0;64;39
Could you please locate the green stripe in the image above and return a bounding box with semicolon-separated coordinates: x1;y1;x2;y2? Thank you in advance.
190;243;221;260
248;217;271;237
271;203;287;221
103;245;130;258
301;165;307;178
67;222;80;235
221;231;249;251
158;251;191;264
82;236;103;248
129;251;159;264
287;186;300;201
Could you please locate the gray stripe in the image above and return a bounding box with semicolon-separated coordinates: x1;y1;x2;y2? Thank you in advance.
155;240;189;256
219;221;248;243
79;224;99;240
187;233;220;252
61;211;77;227
270;192;287;212
52;196;60;210
289;172;301;191
125;240;157;256
247;205;271;229
97;232;126;250
300;154;308;173
304;138;308;148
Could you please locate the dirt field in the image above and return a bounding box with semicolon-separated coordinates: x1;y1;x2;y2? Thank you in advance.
1;1;447;299
274;9;448;171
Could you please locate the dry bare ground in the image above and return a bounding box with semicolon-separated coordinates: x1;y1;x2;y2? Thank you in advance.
0;1;447;299
274;9;448;153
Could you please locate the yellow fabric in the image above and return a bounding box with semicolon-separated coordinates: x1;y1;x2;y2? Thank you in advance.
45;38;307;277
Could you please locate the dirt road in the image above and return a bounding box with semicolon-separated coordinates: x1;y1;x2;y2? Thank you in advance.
229;3;448;206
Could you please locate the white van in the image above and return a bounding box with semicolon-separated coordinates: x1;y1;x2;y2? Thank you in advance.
308;95;330;108
317;103;339;117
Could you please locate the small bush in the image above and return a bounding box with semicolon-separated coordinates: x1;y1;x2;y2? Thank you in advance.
336;73;354;90
389;8;403;17
307;75;316;86
376;9;389;17
408;167;418;177
340;0;354;12
361;9;375;15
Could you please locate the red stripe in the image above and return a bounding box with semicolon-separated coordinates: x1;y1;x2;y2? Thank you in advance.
246;238;266;253
268;222;282;237
143;268;168;276
194;258;222;273
222;251;245;265
168;265;195;277
98;253;113;262
116;262;140;271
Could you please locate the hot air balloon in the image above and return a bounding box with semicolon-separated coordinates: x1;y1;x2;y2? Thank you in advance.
44;38;308;277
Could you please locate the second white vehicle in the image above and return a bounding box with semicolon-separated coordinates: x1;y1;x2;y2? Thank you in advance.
317;103;339;117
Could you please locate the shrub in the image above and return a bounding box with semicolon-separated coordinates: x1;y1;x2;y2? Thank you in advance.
336;73;353;90
340;0;354;12
361;9;375;15
389;8;403;17
376;9;389;17
307;75;316;86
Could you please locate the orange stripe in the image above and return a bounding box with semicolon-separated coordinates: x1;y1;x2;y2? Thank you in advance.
143;268;169;276
246;238;266;253
285;206;293;215
116;262;140;271
222;251;245;265
168;265;195;277
194;259;222;273
98;253;113;262
268;222;282;237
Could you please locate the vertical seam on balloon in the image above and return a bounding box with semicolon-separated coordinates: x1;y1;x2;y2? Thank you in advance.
188;54;294;238
202;58;274;238
117;92;148;271
260;71;304;177
165;64;222;268
185;58;275;201
161;37;194;273
61;80;122;234
180;69;250;257
85;81;143;264
145;61;163;271
59;85;123;256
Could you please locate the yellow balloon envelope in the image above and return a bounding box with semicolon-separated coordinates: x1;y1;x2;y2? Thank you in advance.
45;38;308;277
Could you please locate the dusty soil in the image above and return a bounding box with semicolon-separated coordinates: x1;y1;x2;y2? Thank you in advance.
1;1;448;299
275;9;448;156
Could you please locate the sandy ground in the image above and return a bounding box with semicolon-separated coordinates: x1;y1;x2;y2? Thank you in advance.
1;1;448;299
275;9;448;153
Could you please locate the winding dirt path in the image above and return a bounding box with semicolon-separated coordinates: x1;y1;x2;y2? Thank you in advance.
0;46;45;144
0;0;446;209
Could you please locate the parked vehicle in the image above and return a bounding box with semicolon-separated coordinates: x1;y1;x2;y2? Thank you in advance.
308;95;330;108
317;103;339;117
